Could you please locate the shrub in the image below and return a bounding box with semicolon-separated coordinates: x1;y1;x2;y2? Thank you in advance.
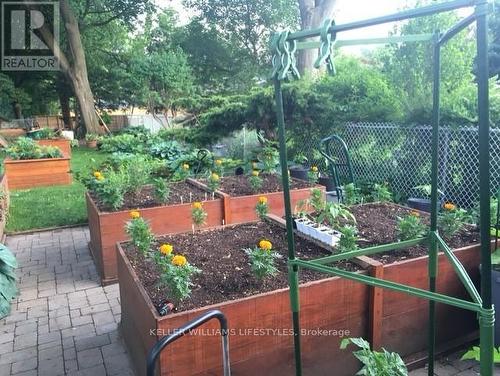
121;156;153;195
344;183;363;205
244;240;282;280
396;211;427;241
371;183;393;202
93;169;127;210
338;225;358;253
33;127;56;139
439;202;468;237
191;202;207;227
255;196;269;219
99;133;145;154
153;178;170;204
248;170;263;193
157;253;200;302
6;137;63;160
125;211;154;255
340;337;408;376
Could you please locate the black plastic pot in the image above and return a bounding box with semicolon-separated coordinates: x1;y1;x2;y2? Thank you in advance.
318;176;336;192
289;165;309;181
407;198;433;212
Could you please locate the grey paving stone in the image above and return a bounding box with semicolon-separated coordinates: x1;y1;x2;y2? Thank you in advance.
38;357;65;376
77;347;103;369
75;334;110;351
10;356;37;374
13;333;37;350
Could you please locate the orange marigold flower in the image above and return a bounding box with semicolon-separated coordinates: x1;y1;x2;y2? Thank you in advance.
129;210;140;219
193;202;203;209
444;202;456;211
258;196;268;204
410;210;420;217
252;170;260;177
160;244;173;256
258;240;273;251
172;255;187;267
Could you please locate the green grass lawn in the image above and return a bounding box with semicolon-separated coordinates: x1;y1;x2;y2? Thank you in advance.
6;147;111;233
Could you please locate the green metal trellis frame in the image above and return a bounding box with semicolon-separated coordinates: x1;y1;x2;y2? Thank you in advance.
271;1;494;375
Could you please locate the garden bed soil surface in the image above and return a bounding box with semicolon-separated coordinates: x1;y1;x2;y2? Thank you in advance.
349;202;480;264
214;173;312;196
91;181;213;212
123;221;359;313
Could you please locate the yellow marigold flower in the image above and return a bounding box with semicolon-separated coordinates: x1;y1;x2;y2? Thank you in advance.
193;202;202;209
258;196;267;204
172;255;187;267
410;210;420;217
258;240;273;251
160;244;173;256
444;202;456;211
182;163;190;170
252;170;260;177
311;166;318;172
93;171;102;179
215;159;223;165
211;173;220;181
96;175;104;181
129;210;140;219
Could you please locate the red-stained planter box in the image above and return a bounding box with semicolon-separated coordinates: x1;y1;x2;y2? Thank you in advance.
87;181;224;285
366;243;487;356
117;239;370;376
36;138;71;158
4;157;72;190
118;217;486;375
193;179;323;224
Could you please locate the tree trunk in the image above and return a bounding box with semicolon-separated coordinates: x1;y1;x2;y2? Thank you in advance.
297;0;337;75
59;91;72;129
58;0;102;134
11;102;22;119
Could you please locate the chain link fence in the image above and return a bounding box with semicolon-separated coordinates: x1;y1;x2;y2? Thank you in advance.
290;122;500;208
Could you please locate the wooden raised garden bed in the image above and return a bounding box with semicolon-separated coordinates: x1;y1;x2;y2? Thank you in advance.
87;180;224;285
117;203;485;376
194;174;323;224
4;157;72;190
36;138;71;157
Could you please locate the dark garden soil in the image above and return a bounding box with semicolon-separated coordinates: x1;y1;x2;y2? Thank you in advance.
124;221;359;314
92;181;215;212
349;202;480;264
214;173;312;197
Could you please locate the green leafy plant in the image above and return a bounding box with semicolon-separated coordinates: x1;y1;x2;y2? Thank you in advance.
34;127;56;139
175;163;191;181
156;247;200;302
213;158;224;175
249;170;263;193
122;156;154;195
307;166;319;185
338;225;359;253
340;337;408;376
439;202;468;237
461;346;500;364
85;133;100;142
125;211;154;255
93;169;126;210
191;202;207;227
6;137;63;160
207;172;221;192
0;245;17;319
316;202;356;229
153;178;170;204
371;183;392;202
396;212;427;241
255;136;279;173
255;196;269;219
244;240;282;280
344;183;363;205
309;188;325;213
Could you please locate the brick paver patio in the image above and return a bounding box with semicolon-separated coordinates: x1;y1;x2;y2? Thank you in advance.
0;226;484;375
